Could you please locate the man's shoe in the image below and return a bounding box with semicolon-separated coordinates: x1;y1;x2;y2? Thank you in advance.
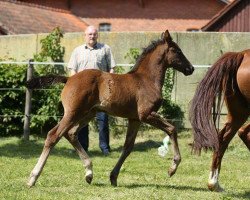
102;149;110;156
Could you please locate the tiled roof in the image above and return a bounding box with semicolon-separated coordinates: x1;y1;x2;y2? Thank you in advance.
0;0;88;34
71;0;226;32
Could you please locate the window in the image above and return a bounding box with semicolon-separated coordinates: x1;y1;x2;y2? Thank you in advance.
99;23;111;32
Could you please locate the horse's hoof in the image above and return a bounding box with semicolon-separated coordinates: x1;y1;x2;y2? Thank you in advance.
85;174;93;184
168;168;176;177
168;157;181;177
110;174;117;186
208;183;224;192
27;177;36;188
110;178;117;187
27;182;34;188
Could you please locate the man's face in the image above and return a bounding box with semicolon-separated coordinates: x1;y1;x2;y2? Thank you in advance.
85;28;98;47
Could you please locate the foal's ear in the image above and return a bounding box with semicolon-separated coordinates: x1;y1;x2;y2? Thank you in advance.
162;30;172;43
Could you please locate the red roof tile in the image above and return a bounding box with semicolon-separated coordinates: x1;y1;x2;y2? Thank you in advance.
0;0;88;34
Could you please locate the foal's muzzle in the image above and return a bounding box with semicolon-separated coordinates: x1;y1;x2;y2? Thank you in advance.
184;65;194;76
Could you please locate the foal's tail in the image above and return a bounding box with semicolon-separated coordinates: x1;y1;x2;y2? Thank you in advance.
26;75;68;89
189;52;244;153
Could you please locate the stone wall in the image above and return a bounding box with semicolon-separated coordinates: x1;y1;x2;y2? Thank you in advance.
1;31;250;127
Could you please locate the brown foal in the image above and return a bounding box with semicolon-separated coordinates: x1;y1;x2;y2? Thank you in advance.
27;30;194;187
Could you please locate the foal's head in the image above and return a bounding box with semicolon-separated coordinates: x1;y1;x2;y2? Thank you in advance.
162;30;194;76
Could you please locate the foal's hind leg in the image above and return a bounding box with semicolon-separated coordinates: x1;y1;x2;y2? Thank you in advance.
238;123;250;150
110;119;141;186
141;111;181;177
27;115;78;187
208;97;249;192
28;124;61;187
64;127;93;184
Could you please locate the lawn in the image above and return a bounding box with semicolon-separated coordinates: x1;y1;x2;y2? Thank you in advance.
0;129;249;200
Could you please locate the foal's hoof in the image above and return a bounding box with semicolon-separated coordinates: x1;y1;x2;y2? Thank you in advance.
27;182;34;188
27;176;36;188
85;174;93;184
111;179;117;187
208;183;224;192
168;168;176;177
110;174;117;187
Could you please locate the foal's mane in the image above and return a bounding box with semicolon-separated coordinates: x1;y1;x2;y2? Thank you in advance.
128;38;165;73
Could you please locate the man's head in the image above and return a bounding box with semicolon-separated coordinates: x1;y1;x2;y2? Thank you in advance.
85;26;98;47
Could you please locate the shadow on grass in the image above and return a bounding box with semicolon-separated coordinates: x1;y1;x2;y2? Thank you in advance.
93;182;250;199
124;184;250;199
0;138;161;159
111;139;161;152
93;182;208;192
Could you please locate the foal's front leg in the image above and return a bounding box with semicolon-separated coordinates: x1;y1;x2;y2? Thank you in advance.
141;112;181;177
110;119;141;186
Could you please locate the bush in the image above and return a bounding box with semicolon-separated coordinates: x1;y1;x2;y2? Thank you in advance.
0;27;66;137
31;27;66;136
0;61;27;136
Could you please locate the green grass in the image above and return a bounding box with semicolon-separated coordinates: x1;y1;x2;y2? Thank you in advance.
0;130;249;200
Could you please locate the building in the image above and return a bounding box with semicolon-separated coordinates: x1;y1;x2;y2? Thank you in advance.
202;0;250;32
0;0;234;35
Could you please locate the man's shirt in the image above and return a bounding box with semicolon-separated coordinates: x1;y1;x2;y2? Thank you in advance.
67;43;116;73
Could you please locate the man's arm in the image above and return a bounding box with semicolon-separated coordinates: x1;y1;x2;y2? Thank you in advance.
105;45;116;73
67;48;78;76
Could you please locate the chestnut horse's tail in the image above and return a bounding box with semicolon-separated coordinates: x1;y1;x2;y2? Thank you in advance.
189;52;244;153
26;75;68;89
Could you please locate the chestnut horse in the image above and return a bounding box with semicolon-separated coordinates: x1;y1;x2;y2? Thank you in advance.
190;50;250;192
27;30;194;187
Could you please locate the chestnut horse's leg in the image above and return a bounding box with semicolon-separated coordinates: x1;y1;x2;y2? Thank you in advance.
141;112;181;177
64;127;93;184
238;123;250;150
208;96;249;192
110;119;141;186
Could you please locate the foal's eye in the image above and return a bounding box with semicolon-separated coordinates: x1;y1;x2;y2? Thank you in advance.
172;49;181;54
170;48;177;53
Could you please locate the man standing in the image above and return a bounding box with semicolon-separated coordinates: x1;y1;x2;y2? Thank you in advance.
67;25;116;155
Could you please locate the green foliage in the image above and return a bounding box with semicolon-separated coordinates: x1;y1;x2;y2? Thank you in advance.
34;27;65;63
0;27;66;137
0;61;27;136
30;86;63;135
114;66;126;74
31;27;66;135
113;48;141;75
160;68;184;129
124;48;141;64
